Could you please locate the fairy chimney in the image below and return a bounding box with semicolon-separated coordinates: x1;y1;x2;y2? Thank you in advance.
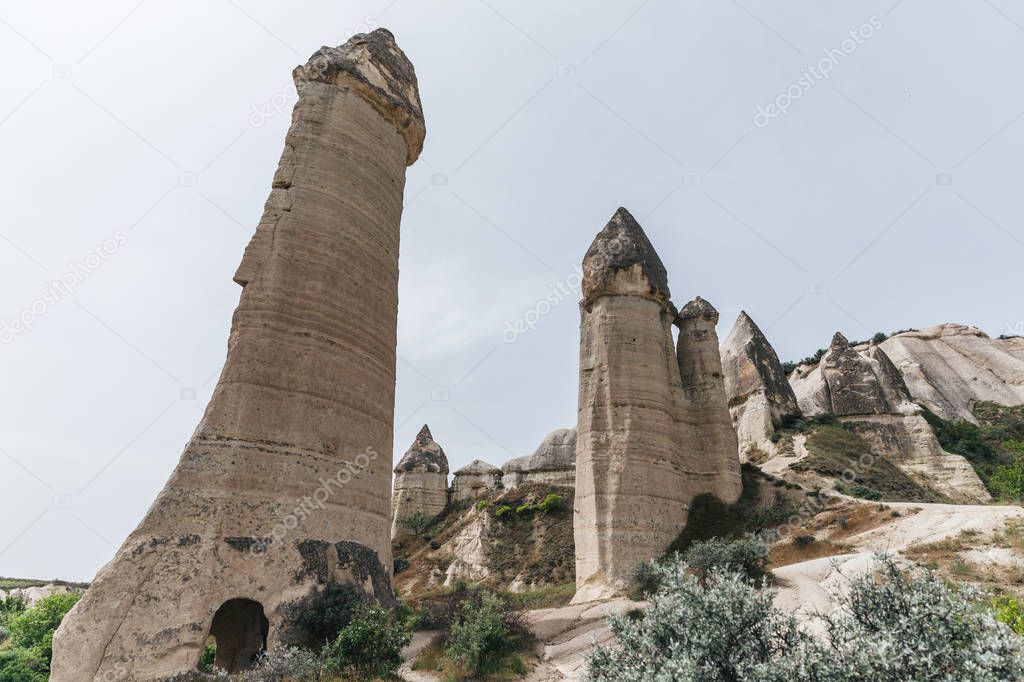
573;208;741;603
391;425;449;539
52;29;425;681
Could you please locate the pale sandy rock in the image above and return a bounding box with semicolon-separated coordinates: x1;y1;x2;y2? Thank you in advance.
0;583;78;607
788;332;990;503
450;459;502;502
51;29;424;681
442;512;492;586
503;428;577;489
721;311;801;460
676;298;744;501
527;598;639;680
573;208;741;603
391;425;449;539
880;324;1024;422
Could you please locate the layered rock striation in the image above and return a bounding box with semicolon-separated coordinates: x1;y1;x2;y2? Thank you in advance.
721;311;801;459
502;428;577;489
573;208;741;603
790;333;989;503
52;29;424;681
879;324;1024;423
391;425;449;539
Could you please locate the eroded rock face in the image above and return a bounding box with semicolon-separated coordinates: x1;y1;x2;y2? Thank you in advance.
880;324;1024;423
51;29;424;682
789;333;990;503
450;460;503;502
721;311;801;459
502;428;577;488
391;425;449;539
573;208;741;603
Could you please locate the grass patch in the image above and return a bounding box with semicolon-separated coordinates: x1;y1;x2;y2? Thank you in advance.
768;537;853;569
791;425;943;502
504;582;575;610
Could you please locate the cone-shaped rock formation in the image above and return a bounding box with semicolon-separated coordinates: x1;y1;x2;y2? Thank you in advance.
450;460;503;502
52;29;425;681
721;311;801;458
391;425;449;539
573;208;741;603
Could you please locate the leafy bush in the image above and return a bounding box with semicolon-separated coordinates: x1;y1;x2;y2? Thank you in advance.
445;591;526;676
392;556;410;575
537;493;564;512
587;553;1024;681
494;505;513;518
5;592;80;663
325;601;410;680
992;458;1024;500
515;503;533;514
680;535;769;584
475;499;489;511
237;646;324;682
0;648;48;682
400;511;432;535
296;582;361;646
994;595;1024;635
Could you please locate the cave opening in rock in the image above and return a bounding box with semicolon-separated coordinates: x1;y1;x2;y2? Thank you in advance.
206;598;269;673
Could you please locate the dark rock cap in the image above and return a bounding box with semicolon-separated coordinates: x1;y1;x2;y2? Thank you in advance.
581;208;670;305
678;296;719;323
295;28;425;165
394;424;448;473
830;332;850;350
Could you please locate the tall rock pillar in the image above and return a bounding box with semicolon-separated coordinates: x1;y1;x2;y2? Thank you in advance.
676;297;743;503
52;29;424;681
574;208;684;603
391;425;450;540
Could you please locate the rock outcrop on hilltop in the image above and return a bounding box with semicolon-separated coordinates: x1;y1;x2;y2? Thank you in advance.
573;208;741;603
879;324;1024;423
790;333;990;503
52;29;425;680
502;428;577;488
391;425;449;539
450;459;503;502
722;311;801;459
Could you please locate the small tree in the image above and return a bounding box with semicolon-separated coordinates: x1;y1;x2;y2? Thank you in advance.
445;591;526;675
6;592;81;664
325;602;410;680
401;511;432;536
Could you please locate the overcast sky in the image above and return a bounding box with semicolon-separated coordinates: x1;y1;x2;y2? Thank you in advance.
1;0;1022;581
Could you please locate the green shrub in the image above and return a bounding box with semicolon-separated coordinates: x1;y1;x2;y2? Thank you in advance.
515;503;533;514
445;591;526;676
0;648;48;682
198;638;216;672
401;511;432;535
239;646;324;681
992;458;1024;500
679;535;769;584
537;494;564;512
6;592;80;664
296;582;361;646
475;499;489;511
994;595;1024;635
392;556;410;575
494;505;513;518
325;601;410;680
